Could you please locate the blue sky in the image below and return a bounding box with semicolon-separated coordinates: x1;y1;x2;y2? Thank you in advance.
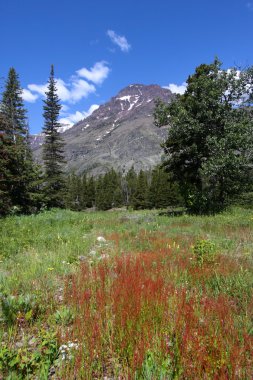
1;0;253;134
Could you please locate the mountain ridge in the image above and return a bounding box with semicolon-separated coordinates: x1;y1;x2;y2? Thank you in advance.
31;83;173;175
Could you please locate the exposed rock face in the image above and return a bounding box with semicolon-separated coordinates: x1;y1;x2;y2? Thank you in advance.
31;84;173;175
30;133;44;150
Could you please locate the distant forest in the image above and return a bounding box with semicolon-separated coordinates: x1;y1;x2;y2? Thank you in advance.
65;166;182;211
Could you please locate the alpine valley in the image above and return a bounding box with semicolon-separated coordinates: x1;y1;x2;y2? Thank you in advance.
31;84;173;175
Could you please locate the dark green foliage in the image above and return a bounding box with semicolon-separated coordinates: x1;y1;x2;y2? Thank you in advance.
132;170;149;210
65;173;96;210
148;166;182;209
154;58;253;214
95;175;107;210
65;173;83;211
80;174;88;209
124;166;138;207
113;185;124;207
42;65;66;208
64;167;182;211
96;169;124;210
86;176;96;208
0;119;13;215
0;68;42;216
1;68;28;143
235;192;253;209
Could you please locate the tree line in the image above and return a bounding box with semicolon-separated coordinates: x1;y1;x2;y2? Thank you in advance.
1;58;253;216
65;167;182;211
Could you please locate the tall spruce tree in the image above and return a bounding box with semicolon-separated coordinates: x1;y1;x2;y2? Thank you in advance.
1;68;28;143
42;65;66;208
0;68;40;214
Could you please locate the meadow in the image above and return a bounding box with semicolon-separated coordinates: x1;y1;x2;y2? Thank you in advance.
0;207;252;379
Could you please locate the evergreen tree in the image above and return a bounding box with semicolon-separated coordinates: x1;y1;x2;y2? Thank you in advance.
148;166;182;208
80;174;88;209
95;175;106;210
132;170;149;210
95;169;124;210
1;68;28;144
106;169;123;208
86;176;95;208
0;68;41;214
113;185;124;208
42;65;66;208
65;173;82;210
0;114;13;215
125;166;138;207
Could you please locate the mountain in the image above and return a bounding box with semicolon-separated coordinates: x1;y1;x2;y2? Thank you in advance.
31;84;173;175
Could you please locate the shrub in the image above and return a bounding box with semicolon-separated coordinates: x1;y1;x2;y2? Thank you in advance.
54;306;74;326
193;239;217;265
0;293;42;326
0;329;58;378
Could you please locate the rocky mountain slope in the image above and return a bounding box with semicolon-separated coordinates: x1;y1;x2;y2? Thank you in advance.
31;84;173;175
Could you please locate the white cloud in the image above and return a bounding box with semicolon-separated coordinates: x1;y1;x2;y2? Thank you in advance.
85;104;100;116
28;83;47;97
55;78;71;102
77;61;110;84
69;79;96;103
27;77;96;104
107;30;131;52
59;104;99;128
163;82;187;95
60;104;70;113
22;89;38;103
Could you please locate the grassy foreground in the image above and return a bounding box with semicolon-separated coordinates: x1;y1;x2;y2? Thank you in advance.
0;208;253;379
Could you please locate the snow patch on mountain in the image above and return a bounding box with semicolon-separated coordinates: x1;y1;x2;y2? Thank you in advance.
58;124;73;133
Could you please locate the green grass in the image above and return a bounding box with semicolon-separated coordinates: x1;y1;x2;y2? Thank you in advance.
0;207;253;378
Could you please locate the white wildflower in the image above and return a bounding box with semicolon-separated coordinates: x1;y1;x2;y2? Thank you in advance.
97;236;106;243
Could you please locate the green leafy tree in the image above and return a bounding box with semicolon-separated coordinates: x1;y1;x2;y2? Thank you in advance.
154;58;253;214
42;65;66;208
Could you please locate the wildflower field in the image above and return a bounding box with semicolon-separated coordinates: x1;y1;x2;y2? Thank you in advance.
0;208;253;379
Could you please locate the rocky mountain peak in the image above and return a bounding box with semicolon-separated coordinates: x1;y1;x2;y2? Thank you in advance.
32;83;173;175
72;83;172;131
